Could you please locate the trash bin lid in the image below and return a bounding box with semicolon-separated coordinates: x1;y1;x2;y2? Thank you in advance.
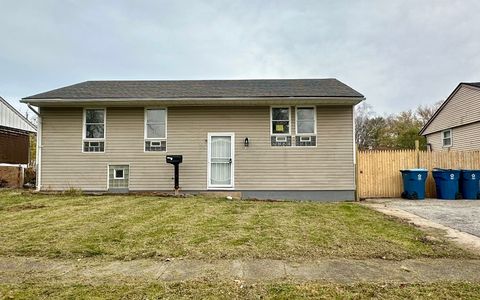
432;168;460;172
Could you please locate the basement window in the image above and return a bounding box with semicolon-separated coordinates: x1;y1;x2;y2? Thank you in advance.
114;168;124;179
145;108;167;151
83;108;105;152
442;129;452;147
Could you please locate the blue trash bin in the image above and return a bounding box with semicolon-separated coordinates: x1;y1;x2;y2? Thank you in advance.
432;168;461;200
400;169;428;200
460;170;480;200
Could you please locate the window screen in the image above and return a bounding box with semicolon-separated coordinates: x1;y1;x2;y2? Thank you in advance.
271;107;290;134
296;107;315;134
85;109;105;139
146;109;166;139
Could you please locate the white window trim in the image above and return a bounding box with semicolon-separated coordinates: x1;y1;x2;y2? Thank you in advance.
207;132;235;190
113;168;125;179
144;108;168;152
82;108;106;153
295;106;317;135
442;129;452;148
270;106;291;136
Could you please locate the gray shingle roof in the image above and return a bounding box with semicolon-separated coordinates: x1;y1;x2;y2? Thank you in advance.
465;82;480;89
23;79;364;100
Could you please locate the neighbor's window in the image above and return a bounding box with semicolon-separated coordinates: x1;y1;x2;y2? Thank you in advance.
145;108;167;151
83;108;105;152
296;107;316;134
271;107;290;135
442;129;452;147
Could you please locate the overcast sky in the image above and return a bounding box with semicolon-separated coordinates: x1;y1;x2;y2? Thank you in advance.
1;0;479;115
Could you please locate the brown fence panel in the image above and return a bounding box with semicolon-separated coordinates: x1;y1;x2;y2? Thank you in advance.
357;149;416;198
0;130;30;164
0;166;24;188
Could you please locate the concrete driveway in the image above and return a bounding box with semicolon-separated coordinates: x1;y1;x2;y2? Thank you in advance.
367;199;480;237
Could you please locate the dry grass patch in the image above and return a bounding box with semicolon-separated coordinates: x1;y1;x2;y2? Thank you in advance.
1;281;480;299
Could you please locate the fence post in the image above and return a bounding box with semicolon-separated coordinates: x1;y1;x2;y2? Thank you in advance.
415;140;420;168
355;144;359;201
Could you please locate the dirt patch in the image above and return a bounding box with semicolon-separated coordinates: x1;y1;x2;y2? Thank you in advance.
4;203;46;211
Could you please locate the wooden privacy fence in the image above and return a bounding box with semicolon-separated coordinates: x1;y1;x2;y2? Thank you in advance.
0;165;25;188
356;149;480;199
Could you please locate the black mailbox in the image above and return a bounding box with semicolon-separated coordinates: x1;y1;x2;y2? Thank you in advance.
166;155;183;164
166;155;183;194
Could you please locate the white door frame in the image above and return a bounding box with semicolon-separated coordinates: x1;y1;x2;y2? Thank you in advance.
207;132;235;190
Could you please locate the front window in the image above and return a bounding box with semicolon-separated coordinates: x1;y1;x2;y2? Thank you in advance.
83;108;105;152
296;107;316;134
145;108;167;151
271;107;290;135
442;129;452;147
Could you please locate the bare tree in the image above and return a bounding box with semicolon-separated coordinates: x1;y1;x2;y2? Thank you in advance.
416;101;443;126
25;109;38;126
355;102;386;149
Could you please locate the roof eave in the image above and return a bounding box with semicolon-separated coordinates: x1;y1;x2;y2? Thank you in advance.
21;96;365;107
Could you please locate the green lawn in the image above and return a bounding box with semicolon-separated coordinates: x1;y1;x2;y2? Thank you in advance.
0;190;473;260
2;282;480;300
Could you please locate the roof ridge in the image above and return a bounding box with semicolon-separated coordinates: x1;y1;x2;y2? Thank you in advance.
82;78;339;82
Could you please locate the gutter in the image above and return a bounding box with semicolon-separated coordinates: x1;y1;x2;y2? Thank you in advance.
21;97;365;109
21;96;365;105
27;104;42;191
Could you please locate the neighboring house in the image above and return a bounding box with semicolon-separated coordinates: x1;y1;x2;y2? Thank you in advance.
0;96;37;165
419;82;480;151
21;79;364;200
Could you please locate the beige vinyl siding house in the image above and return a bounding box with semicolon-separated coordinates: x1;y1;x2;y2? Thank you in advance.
420;82;480;151
22;79;364;201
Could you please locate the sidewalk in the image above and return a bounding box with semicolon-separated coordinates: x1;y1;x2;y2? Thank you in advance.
1;256;480;284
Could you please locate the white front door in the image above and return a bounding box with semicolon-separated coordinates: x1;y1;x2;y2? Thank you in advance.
208;133;234;189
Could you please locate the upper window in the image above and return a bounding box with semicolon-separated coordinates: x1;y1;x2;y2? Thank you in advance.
271;107;290;135
296;107;316;134
85;109;105;138
145;108;167;151
83;108;105;152
442;129;452;147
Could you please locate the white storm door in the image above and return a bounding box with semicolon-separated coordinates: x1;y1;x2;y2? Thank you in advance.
208;133;234;189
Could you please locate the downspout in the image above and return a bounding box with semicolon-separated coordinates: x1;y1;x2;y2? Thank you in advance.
352;106;358;201
27;104;41;191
